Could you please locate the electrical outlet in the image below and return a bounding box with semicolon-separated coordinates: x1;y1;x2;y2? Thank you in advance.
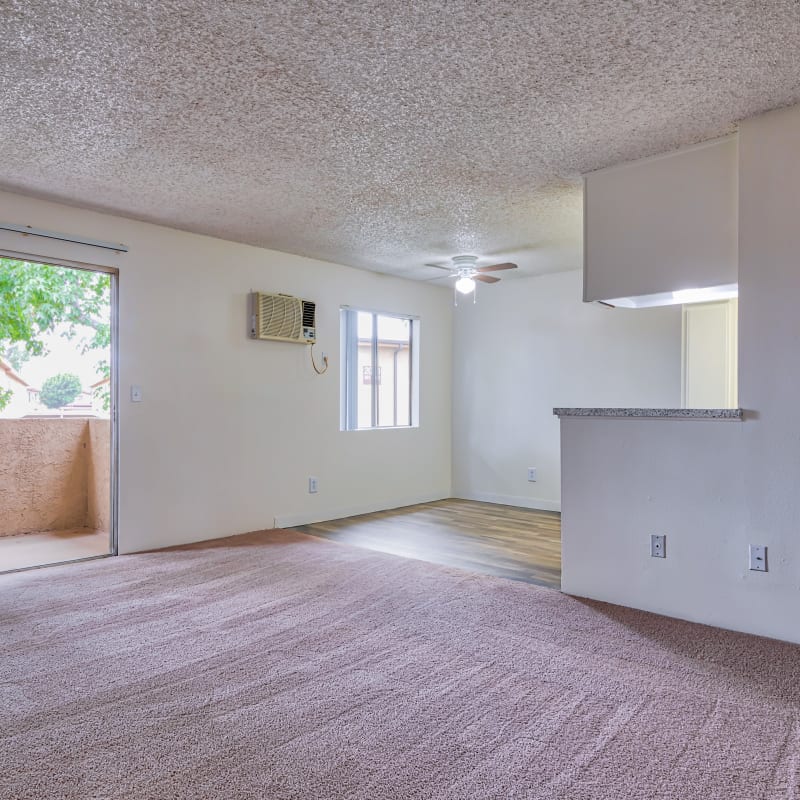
749;544;767;572
527;467;537;482
308;477;319;494
650;534;666;558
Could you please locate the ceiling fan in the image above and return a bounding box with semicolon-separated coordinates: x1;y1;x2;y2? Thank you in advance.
425;255;518;303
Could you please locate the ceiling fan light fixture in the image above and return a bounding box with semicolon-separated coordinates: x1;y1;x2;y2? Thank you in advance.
455;276;476;294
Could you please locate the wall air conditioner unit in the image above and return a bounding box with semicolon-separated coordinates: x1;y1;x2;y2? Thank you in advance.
249;292;316;344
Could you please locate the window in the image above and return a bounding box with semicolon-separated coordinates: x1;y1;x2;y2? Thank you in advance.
341;308;418;430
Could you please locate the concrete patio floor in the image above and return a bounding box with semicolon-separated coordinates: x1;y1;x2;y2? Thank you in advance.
0;528;110;572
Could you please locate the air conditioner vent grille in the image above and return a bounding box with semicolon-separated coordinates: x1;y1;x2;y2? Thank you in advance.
302;301;316;329
251;292;316;344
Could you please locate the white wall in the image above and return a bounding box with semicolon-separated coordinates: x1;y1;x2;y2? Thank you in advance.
560;103;800;645
560;416;749;629
452;270;681;510
0;190;453;553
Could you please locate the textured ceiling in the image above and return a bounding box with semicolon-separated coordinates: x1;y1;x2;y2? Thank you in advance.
2;1;800;282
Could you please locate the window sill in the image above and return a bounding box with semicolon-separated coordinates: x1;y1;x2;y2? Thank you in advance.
342;425;419;432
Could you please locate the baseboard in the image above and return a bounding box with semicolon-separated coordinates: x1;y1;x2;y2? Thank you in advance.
452;491;561;513
274;491;451;529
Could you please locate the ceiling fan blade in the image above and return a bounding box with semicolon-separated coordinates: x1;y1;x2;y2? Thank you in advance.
424;263;455;271
475;274;501;284
477;262;517;273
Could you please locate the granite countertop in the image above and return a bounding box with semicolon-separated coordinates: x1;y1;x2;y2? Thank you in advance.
553;408;744;419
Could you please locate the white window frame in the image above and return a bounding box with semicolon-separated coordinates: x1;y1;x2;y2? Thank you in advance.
340;307;420;431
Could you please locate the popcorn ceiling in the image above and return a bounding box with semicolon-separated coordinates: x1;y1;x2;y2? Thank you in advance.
2;0;799;280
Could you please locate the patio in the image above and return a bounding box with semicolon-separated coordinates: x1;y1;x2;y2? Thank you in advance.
0;418;110;571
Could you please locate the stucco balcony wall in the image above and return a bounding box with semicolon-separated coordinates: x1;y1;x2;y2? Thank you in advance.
0;419;110;537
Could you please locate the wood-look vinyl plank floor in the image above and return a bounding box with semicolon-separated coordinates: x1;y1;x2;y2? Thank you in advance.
295;498;561;588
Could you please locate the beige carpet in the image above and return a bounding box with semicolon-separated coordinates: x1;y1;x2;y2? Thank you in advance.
2;529;799;799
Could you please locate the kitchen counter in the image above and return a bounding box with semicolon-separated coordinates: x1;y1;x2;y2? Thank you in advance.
553;408;743;419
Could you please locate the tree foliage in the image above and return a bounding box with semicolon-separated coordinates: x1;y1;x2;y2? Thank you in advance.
40;373;82;409
0;258;110;411
0;258;110;354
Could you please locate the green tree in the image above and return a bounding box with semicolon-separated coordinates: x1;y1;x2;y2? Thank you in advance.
0;258;110;410
40;373;83;409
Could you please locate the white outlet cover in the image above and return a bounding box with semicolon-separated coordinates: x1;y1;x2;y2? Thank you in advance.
527;468;537;482
308;477;319;494
130;385;143;402
650;534;666;558
749;544;767;572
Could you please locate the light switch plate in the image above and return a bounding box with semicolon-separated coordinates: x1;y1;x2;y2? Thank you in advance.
130;385;143;402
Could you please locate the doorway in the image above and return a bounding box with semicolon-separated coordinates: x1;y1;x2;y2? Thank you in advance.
0;255;117;571
681;298;738;409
